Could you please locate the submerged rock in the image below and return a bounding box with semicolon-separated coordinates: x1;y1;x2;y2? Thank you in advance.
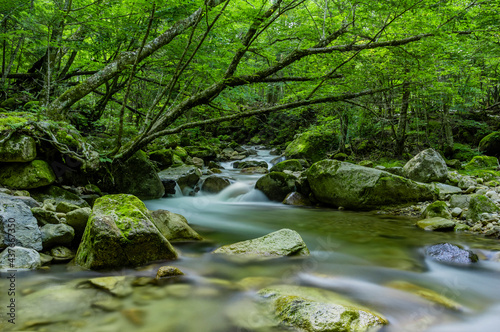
0;193;42;251
75;194;177;270
425;243;478;265
403;148;448;183
307;160;437;210
212;228;309;258
417;217;455;231
0;160;56;189
255;172;297;201
283;192;311;206
149;209;202;242
258;285;388;332
156;266;185;279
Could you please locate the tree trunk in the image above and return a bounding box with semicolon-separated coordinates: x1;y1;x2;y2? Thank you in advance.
395;81;410;156
442;100;454;157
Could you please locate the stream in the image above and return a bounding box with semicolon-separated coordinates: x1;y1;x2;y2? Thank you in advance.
2;148;500;331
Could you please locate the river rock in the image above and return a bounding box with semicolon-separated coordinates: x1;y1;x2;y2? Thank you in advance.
156;266;185;279
75;194;177;270
464;155;499;170
255;172;297;201
148;149;174;168
0;193;42;251
31;207;60;225
284;130;337;163
451;207;463;218
270;159;303;172
403;148;448;183
8;195;40;208
283;192;311;206
212;228;309;258
425;243;478;264
0;246;41;270
240;166;268;174
192;157;204;168
201;175;231;194
31;185;90;209
65;207;92;238
149;209;202;242
233;160;268;169
422;201;452;219
50;245;75;262
432;183;462;199
417;217;455;231
479;131;500;157
0;160;56;189
467;194;500;224
449;194;471;209
41;223;75;249
158;165;202;191
0;134;36;162
108;150;165;200
257;285;388;332
87;276;133;298
184;145;217;160
307;160;437;210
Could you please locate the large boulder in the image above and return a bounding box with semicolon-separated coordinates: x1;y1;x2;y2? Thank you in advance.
0;246;41;270
0;193;42;251
233;160;268;169
257;285;387;332
255;172;297;201
269;159;303;173
0;160;56;189
478;131;500;157
107;150;165;200
41;223;75;249
75;194;177;270
201;175;231;194
149;209;202;242
403;148;448;183
212;228;309;258
284;130;337;163
158;165;202;192
0;134;36;162
148;149;174;169
464;155;499;170
307;160;437;210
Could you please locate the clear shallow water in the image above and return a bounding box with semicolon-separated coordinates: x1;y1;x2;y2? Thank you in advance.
2;149;500;331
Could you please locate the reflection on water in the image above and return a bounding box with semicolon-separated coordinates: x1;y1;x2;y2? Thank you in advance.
2;148;500;331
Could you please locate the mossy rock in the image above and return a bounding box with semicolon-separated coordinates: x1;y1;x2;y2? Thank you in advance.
479;131;500;157
149;209;202;242
0;160;56;189
148;149;174;169
446;159;462;170
464;155;499;170
467;194;500;224
422;201;452;219
0;111;36;131
307;160;437;210
184;145;217;160
75;194;177;270
416;217;455;231
255;172;297;201
30;185;90;208
0;134;37;162
269;159;303;173
358;160;374;168
284;130;337;163
332;152;348;161
173;146;188;160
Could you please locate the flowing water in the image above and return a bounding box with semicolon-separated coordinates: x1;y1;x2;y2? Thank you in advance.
2;148;500;332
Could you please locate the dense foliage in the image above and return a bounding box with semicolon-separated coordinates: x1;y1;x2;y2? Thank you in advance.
1;0;499;162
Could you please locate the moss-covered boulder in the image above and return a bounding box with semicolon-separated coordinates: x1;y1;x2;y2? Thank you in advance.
173;146;188;160
467;194;500;224
184;145;217;160
149;209;202;242
255;172;297;201
270;159;303;173
257;285;388;332
284;130;337;163
0;134;36;162
233;160;268;169
0;160;56;189
212;229;309;258
464;155;499;170
307;160;437;210
148;149;174;169
479;131;500;157
283;192;311;206
31;185;90;208
109;150;165;200
417;217;455;231
403;148;448;183
422;201;452;219
75;194;177;270
201;175;231;194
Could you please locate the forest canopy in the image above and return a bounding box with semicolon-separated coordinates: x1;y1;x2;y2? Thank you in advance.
1;0;499;163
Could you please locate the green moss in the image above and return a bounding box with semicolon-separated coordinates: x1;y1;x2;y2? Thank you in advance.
422;201;452;219
284;130;337;163
459;169;500;182
467;194;500;223
173;146;188;160
0;160;56;189
0;111;36;131
479;131;500;156
270;159;303;172
464;155;499;170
